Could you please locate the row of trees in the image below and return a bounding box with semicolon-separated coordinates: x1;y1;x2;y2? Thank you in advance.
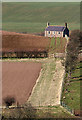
65;30;81;80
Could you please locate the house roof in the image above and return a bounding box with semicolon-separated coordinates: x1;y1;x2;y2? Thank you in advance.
45;26;65;31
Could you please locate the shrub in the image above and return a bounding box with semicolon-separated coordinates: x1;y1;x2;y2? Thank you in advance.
3;96;16;108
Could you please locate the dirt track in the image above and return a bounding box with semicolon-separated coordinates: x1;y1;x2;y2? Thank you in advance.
2;62;41;105
27;59;65;106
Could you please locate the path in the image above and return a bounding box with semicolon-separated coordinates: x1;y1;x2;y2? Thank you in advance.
27;58;65;106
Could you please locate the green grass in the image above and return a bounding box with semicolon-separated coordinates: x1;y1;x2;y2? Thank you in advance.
27;58;56;106
2;22;46;33
2;105;74;118
50;37;55;50
2;2;80;33
62;62;81;110
49;37;67;53
35;105;74;118
2;22;80;33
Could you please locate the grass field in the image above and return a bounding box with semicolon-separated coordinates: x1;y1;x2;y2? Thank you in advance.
2;2;80;33
61;62;81;110
49;37;67;53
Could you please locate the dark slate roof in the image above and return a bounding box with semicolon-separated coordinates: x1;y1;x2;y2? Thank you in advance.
45;26;65;31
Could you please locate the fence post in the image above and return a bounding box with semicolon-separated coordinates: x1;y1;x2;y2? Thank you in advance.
61;100;74;115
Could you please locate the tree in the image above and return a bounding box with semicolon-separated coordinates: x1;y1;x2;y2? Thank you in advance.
4;96;16;108
65;30;81;80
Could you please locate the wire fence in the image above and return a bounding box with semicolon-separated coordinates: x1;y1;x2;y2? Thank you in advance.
60;72;74;115
60;100;74;115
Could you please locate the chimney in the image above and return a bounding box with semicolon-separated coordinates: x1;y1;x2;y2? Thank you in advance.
47;22;50;27
65;23;67;28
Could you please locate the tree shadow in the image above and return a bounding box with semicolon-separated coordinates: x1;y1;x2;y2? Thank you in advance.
3;96;16;108
2;103;57;119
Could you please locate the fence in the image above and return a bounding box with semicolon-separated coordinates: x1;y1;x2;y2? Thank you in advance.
60;100;74;115
60;69;74;115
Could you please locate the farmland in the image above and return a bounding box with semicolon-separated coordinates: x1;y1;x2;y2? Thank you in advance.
2;58;75;118
1;2;81;119
1;33;80;118
2;31;67;59
2;31;50;52
2;2;80;33
2;61;41;105
2;31;50;58
49;37;67;53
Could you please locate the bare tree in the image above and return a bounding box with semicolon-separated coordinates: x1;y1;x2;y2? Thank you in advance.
65;30;81;80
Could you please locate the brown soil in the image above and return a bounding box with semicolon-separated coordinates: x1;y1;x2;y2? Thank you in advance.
1;31;66;55
2;31;50;52
2;61;41;105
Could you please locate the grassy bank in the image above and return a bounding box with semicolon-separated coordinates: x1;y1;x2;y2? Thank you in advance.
2;105;74;119
61;62;81;110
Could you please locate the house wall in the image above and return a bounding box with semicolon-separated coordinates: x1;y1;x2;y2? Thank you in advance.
45;31;63;37
45;31;47;37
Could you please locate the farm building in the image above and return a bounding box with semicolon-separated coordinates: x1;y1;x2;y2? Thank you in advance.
45;23;69;38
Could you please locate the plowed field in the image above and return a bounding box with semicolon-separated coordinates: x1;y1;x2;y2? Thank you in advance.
2;61;41;105
2;31;50;52
1;31;67;56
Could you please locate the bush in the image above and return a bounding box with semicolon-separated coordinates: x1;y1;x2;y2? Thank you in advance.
3;96;16;108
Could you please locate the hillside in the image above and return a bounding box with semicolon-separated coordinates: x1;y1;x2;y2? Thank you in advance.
62;62;81;111
2;2;80;33
2;31;67;58
2;31;50;52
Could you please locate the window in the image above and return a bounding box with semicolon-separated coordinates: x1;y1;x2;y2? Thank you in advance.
48;31;50;34
54;31;55;34
58;32;60;34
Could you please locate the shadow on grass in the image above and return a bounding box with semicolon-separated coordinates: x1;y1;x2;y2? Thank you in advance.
2;103;56;119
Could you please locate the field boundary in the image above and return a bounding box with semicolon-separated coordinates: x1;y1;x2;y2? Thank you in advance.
27;58;65;106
